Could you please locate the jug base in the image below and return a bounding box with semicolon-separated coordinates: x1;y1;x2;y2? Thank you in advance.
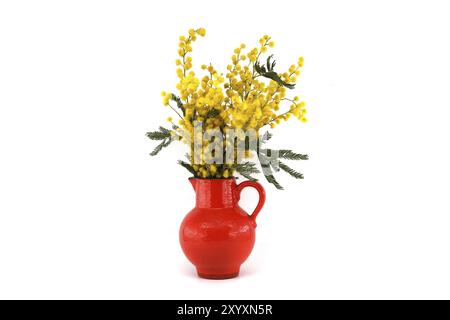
197;268;240;280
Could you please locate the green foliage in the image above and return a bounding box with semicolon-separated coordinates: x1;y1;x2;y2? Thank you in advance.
266;174;283;190
147;126;173;156
258;153;284;190
146;126;171;140
170;94;185;115
278;149;309;160
255;137;308;189
147;127;308;189
178;160;196;176
254;55;295;89
150;139;172;156
234;161;260;181
279;161;304;179
205;108;220;119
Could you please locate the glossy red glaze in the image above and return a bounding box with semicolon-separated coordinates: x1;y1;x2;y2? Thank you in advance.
179;178;266;279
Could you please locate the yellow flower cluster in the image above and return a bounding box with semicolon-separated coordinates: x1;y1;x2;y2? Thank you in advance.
162;28;307;178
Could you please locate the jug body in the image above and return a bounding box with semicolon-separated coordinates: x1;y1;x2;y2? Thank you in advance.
179;178;265;279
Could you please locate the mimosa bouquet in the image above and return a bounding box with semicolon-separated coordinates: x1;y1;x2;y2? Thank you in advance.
147;28;308;189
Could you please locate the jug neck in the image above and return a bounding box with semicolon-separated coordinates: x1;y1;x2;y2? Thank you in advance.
190;178;238;208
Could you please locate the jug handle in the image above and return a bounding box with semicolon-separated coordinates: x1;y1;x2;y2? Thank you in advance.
237;181;266;225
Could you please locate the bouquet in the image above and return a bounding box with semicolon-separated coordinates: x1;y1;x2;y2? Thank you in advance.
147;28;308;189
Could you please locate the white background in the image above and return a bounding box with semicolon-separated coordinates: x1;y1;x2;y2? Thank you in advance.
1;0;450;299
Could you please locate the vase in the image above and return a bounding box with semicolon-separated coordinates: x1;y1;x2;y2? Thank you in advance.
179;177;266;279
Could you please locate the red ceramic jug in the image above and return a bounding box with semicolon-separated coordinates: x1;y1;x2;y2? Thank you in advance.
179;178;266;279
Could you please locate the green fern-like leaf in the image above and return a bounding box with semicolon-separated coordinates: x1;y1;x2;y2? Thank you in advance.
278;150;309;160
235;162;260;174
178;160;196;176
235;162;260;181
253;132;308;188
150;138;172;156
146;126;171;141
265;173;283;190
149;141;164;156
170;94;185;115
159;126;171;134
238;172;258;181
266;55;276;72
279;161;304;179
258;153;284;189
254;55;295;89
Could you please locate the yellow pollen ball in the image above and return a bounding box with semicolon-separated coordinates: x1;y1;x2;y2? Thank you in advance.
197;28;206;37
